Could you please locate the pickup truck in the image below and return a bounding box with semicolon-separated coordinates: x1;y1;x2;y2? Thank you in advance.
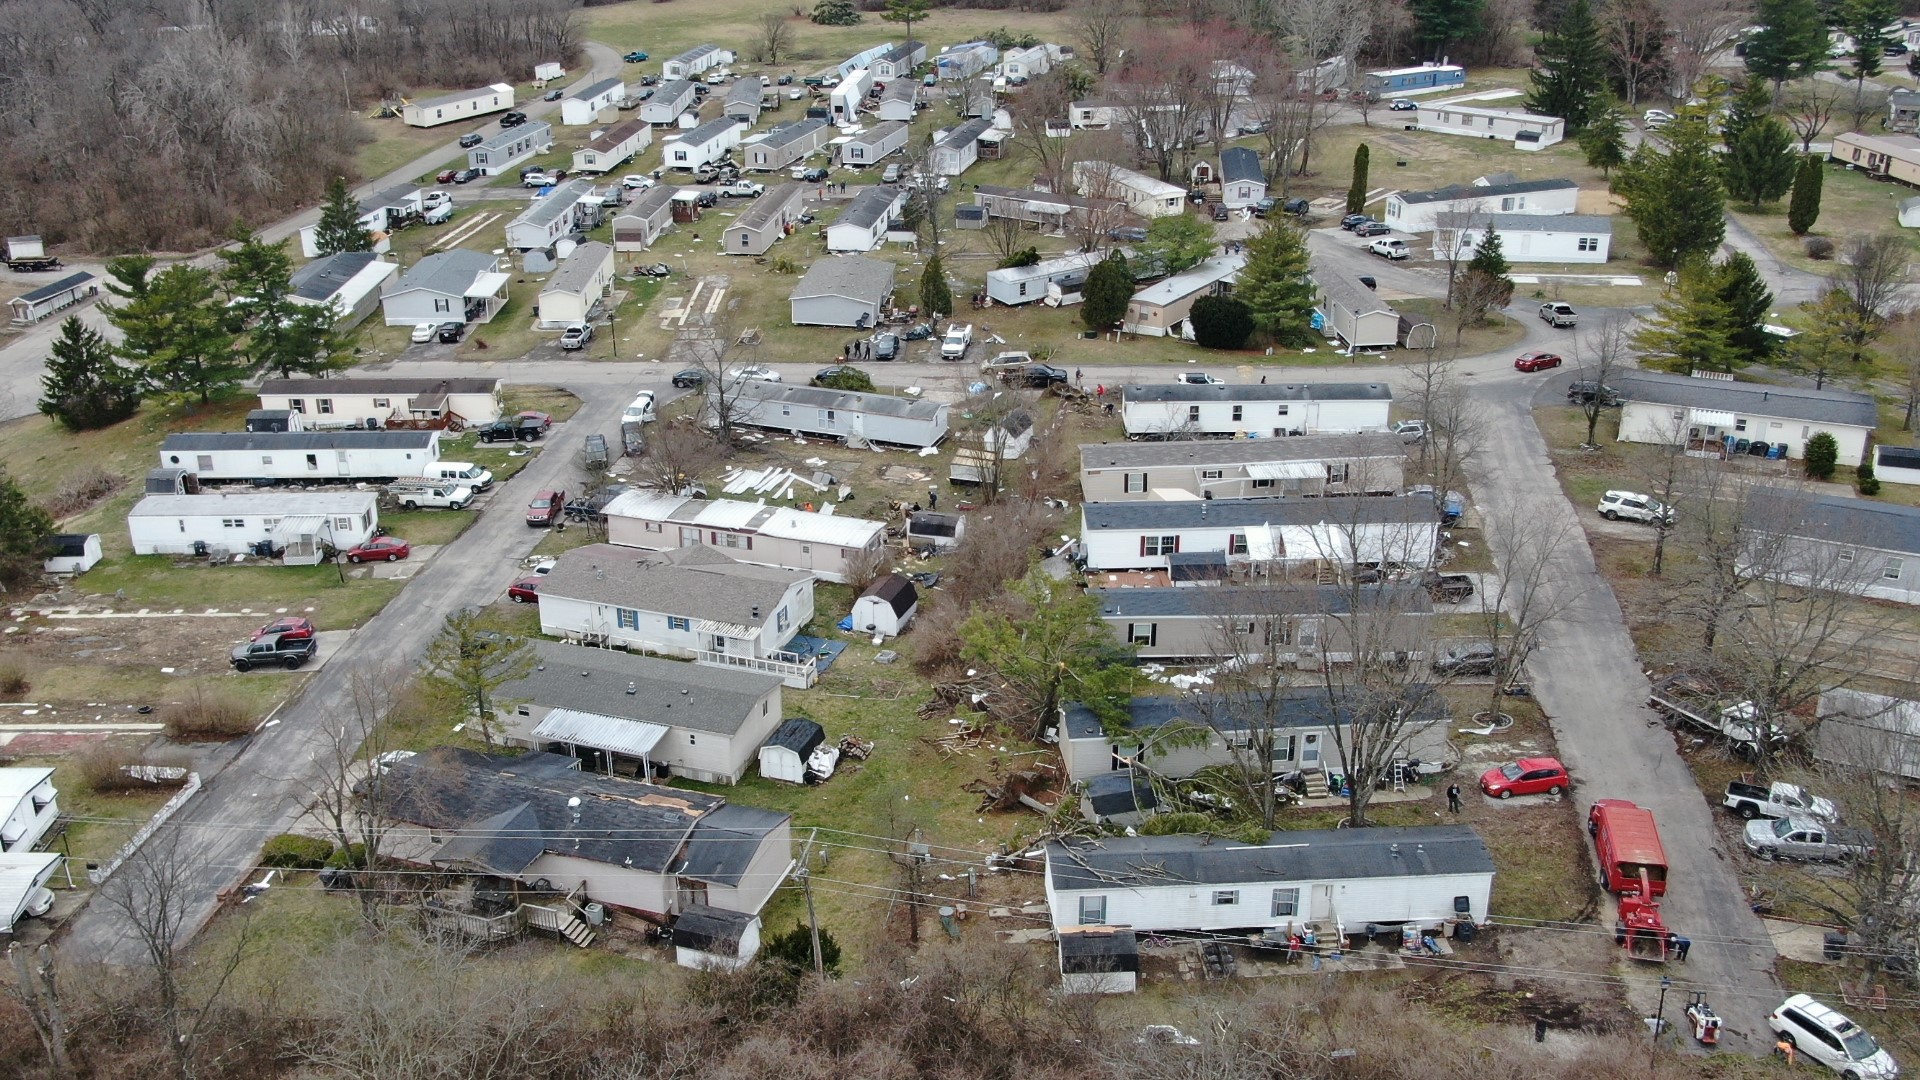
1368;238;1410;260
717;181;764;198
1724;780;1838;822
1419;571;1475;603
1539;302;1578;327
1744;814;1873;862
230;632;318;672
384;481;474;510
1647;673;1788;759
584;433;609;468
478;418;546;443
940;323;973;360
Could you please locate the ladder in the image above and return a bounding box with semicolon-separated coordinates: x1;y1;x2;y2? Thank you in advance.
1391;761;1408;793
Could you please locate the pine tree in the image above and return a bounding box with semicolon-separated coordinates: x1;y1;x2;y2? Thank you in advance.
219;226;356;379
1804;431;1839;480
1577;98;1629;176
1410;0;1485;58
1189;295;1254;349
1463;227;1515;308
1082;252;1133;332
1724;114;1798;209
1235;222;1319;345
1345;143;1369;216
1844;0;1898;88
919;253;953;317
1719;79;1774;148
1631;259;1741;372
313;177;371;256
1717;252;1776;364
0;468;55;592
116;265;244;404
1526;0;1609;130
881;0;931;46
37;316;142;431
1745;0;1828;90
1617;113;1725;266
1788;155;1824;235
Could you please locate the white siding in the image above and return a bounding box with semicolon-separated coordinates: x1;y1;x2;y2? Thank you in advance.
1616;402;1869;466
1120;397;1391;437
1048;870;1492;933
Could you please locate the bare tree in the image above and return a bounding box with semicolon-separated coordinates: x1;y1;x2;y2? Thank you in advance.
1835;233;1911;337
753;11;795;66
6;944;75;1079
1782;79;1843;153
981;213;1034;264
1846;85;1892;136
1071;0;1133;75
632;421;720;494
1633;410;1690;577
1659;0;1747;99
1601;0;1668;106
1475;507;1584;721
1008;68;1079;194
1574;312;1631;450
1888;316;1920;430
298;666;405;923
1113;31;1212;182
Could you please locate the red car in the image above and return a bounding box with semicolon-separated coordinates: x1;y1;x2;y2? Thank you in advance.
1513;352;1564;372
1479;756;1570;799
251;616;314;642
526;490;564;527
518;410;553;429
507;576;543;603
436;169;458;183
343;536;411;563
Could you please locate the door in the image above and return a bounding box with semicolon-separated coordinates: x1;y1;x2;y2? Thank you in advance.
1302;733;1321;765
1309;883;1332;920
336;451;351;476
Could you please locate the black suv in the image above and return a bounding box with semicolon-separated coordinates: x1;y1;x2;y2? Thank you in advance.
1005;363;1070;388
800;167;829;182
435;321;464;344
479;418;545;443
500;110;528;127
870;332;900;360
231;633;318;672
1566;381;1623;407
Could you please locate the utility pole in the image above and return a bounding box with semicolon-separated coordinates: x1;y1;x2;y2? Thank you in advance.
799;829;823;976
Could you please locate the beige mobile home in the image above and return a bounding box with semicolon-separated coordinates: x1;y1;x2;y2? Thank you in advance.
1079;434;1406;502
603;491;887;583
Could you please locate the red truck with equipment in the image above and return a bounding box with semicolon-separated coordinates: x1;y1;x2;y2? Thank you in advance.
1589;798;1675;963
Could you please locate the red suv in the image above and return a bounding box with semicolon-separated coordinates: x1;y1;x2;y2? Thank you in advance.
526;490;564;527
1513;352;1564;372
252;616;314;642
1479;756;1569;799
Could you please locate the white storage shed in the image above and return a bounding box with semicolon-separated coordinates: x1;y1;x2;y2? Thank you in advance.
758;718;826;784
851;574;919;638
42;533;101;574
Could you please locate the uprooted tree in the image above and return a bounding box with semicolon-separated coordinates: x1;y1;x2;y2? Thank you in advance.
958;569;1134;740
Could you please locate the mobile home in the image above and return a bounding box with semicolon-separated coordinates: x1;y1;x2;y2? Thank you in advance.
663;44;734;81
1123;254;1246;338
875;79;919;122
665;118;744;171
871;40;928;80
1316;272;1400;350
572;120;652;174
931;117;994;176
379;249;509;327
830;70;873;124
1078;495;1440;572
1413;102;1565;150
504;179;595;250
641;80;699;126
613;186;678;251
936;41;998;81
724;78;765;126
1361;63;1466;99
402;83;515;128
561;78;627;125
288;252;395;331
839;121;910;167
721;382;949;447
1074;160;1185;218
1120;382;1393;438
603;491;889;583
469;121;552;176
128;491;378;558
1079;433;1406;502
1831;131;1920;186
746;119;831;171
536;241;615;328
257;377;502;427
985;251;1099;307
1383;176;1580;233
825;186;908;252
726;184;807;256
157;431;440;483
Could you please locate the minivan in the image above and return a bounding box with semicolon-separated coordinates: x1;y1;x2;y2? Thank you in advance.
1769;994;1899;1078
881;164;902;183
424;461;494;491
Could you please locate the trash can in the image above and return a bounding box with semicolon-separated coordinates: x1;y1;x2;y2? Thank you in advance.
1455;920;1477;944
1824;932;1849;961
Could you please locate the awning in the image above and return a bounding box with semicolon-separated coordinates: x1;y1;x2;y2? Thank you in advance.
268;515;328;541
1244;461;1324;481
1688;408;1736;427
465;272;510;299
1023;200;1070;215
693;618;759;638
531;708;668;758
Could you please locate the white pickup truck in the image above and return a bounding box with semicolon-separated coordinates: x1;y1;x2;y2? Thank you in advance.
940;323;974;360
1367;238;1410;260
1539;302;1578;327
385;481;474;510
717;181;764;198
1724;780;1838;822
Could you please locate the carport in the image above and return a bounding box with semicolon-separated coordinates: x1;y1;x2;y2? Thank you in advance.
464;272;511;323
529;707;668;777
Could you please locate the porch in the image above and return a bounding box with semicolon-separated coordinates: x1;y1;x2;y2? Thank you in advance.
696;648;817;688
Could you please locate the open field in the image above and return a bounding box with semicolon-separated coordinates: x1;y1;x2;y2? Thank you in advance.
1730;158;1920;276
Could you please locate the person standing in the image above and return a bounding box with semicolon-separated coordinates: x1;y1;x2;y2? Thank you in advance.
927;487;938;510
1075;367;1083;385
1446;784;1462;813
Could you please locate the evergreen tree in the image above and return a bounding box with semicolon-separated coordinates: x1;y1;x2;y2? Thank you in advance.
1745;0;1828;90
37;316;142;431
115;265;244;404
1844;0;1898;89
881;0;931;46
1410;0;1485;57
423;609;536;749
1724;113;1798;209
1345;143;1369;216
763;923;843;977
1782;288;1879;388
100;255;164;372
810;0;861;25
219;225;352;379
1804;431;1839;480
1189;295;1255;349
1719;79;1775;148
313;177;371;256
1140;214;1216;275
919;253;953;317
1617;113;1725;266
1526;0;1609;131
1717;252;1776;365
0;468;55;593
1631;259;1741;372
1788;155;1824;235
1235;222;1319;345
1577;97;1630;176
1082;252;1133;332
1463;227;1516;309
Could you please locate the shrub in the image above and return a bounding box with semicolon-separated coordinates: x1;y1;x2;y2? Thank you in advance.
325;842;368;870
1858;456;1881;496
261;833;334;870
1190;295;1255;350
74;744;191;793
164;684;256;739
0;661;29;696
810;0;861;25
43;465;123;518
815;367;875;393
1804;236;1835;260
1805;432;1839;480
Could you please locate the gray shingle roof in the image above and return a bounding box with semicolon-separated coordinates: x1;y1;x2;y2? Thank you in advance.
514;179;594;231
1317;270;1396;318
476;121;549;152
1080;433;1405;470
1091;584;1432;619
623;184;678;220
1122;382;1394;404
1081;494;1434;531
392;249;498;296
732;380;943;421
1611;370;1879;428
365;184;421;211
1395;177;1578;206
583;119;648;152
259;377;498;398
18;272;94;304
1221;146;1264;185
669;44;723;66
653;79;696;106
790;254;897;301
570;77;623;101
1745;487;1920;557
290;252;380;301
1439;211;1613;234
836;185;904;230
1045;826;1494;891
159;431;436;453
765;718;824;754
541;242;613;297
538;543;809;628
504;640;781;736
672;904;758;954
726;79;763;106
849;120;908;149
938;117;993;150
879;80;918;104
760;118;828;151
680;117;742;146
875;40;925;66
676;803;790;885
734;184;805;231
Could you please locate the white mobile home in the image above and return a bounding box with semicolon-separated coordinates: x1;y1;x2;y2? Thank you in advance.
1079;433;1407;502
1044;827;1494;935
1069;99;1124;130
504;179;594;250
931;117;994;176
1431;212;1612;263
128;491;378;558
726;184;807;256
1316;272;1400;350
0;767;59;853
9;272;96;326
837;43;894;78
288;251;396;331
641;80;699;125
572;119;652;174
790;255;897;326
604;491;889;584
985;251;1099;307
974;184;1127;233
936;41;998;81
746;119;832;171
1383;176;1580;233
402;83;515;128
1000;45;1052;81
1074;160;1185;218
723;382;950;448
535;62;566;82
1413;101;1564;150
1816;688;1920;782
1078;495;1440;572
839;120;910;167
1123;253;1246;338
380;249;508;326
871;40;928;80
561;78;627;125
875;79;919;122
613;185;678;251
665;118;744;171
1612;370;1876;466
536;241;615;328
724;78;764;126
1219;147;1268;209
825;186;908;252
469;121;552;176
1740;488;1920;607
663;44;733;81
1092;585;1433;663
258;377;501;427
158;431;439;483
1121;381;1393;438
830;70;873;124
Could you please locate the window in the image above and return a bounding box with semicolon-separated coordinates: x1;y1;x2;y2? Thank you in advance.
1123;472;1148;493
800;544;811;553
1275;404;1290;416
667;616;691;631
373;398;390;408
688;733;697;745
263;518;281;529
332;517;351;531
1188;405;1201;423
1201;470;1223;480
721;533;750;549
317;399;334;414
1578;237;1599;252
1734;418;1747;432
1232;405;1243;422
617;609;640;630
1252;478;1275;489
1018;282;1028;296
1228;533;1248;555
1142;534;1178;556
261;456;274;467
287;399;305;413
645;522;664;533
1500;196;1515;211
1212;890;1239;906
1838;550;1855;563
1271;888;1300;916
1326;463;1350;484
1886;558;1905;580
434;298;451;312
776;607;790;631
1272;735;1295;762
1128;623;1157;646
1079;895;1107;924
222;518;245;529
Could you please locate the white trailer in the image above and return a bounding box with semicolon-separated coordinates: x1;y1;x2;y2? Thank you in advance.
402;84;516;128
128;491;379;559
1120;382;1394;438
719;382;949;448
158;431;441;484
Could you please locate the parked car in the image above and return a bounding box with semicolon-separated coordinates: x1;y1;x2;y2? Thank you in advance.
1513;351;1564;372
1539;301;1578;327
1388;98;1418;111
622;391;656;423
1368;237;1409;259
1340;214;1372;230
1251;197;1278;218
1724;780;1838;822
451;169;480;184
881;164;902;183
1768;995;1899;1079
526;489;565;527
1479;757;1569;799
458;133;484;149
870;331;900;360
622;174;656;190
705;71;730;85
1566;380;1622;406
1392;419;1430;443
1211;204;1231;221
1746;814;1875;863
1238;120;1271;135
1432;642;1498;676
1597;490;1673;525
436;168;460;183
434;322;464;344
522;172;554;188
718;180;764;198
559;323;595;350
813;364;861;385
479;418;545;443
507;576;543;603
1642;108;1676;128
230;633;318;672
344;536;411;563
732;364;780;382
252;616;315;642
1108;225;1148;242
409;323;436;344
623;50;649;62
940;323;973;360
1409;484;1465;523
543;89;564;101
1178;372;1224;385
640;74;660;86
671;368;705;388
799;167;829;182
518;410;553;429
1353;221;1391;237
500;110;528;127
421;190;452;210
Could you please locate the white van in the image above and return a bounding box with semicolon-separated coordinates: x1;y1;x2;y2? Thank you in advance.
423;461;494;491
622;391;656;424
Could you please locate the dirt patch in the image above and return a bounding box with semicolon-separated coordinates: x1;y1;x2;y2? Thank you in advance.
1410;946;1632;1034
11;614;261;678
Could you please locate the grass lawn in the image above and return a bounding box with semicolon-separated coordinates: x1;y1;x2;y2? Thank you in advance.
23;751;180;867
1729;159;1920;276
78;559;405;628
379;509;477;547
357;115;463;181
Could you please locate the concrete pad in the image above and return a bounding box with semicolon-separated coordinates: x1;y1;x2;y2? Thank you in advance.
228;629;351;676
366;545;439;580
1764;918;1842;964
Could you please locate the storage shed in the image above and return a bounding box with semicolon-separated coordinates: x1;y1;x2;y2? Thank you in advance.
289;251;395;330
758;718;826;784
561;78;627;125
613;185;678;251
641;80;699;125
128;491;379;558
1317;272;1400;350
839;121;910;168
42;533;101;574
907;510;965;550
726;184;807;256
665;118;744;171
789;255;897;326
826;185;908;252
470;120;551;175
723;381;948;446
402;83;515;127
158;431;440;483
537;241;615;328
745;119;832;172
9;272;96;325
986;251;1099;307
851;574;918;637
1058;927;1139;994
672;905;761;970
572;120;652;174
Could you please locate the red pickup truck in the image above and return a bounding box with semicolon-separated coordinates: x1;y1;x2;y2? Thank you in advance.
526;489;565;527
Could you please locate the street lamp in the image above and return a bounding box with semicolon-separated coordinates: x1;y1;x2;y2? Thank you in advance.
1650;975;1672;1077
